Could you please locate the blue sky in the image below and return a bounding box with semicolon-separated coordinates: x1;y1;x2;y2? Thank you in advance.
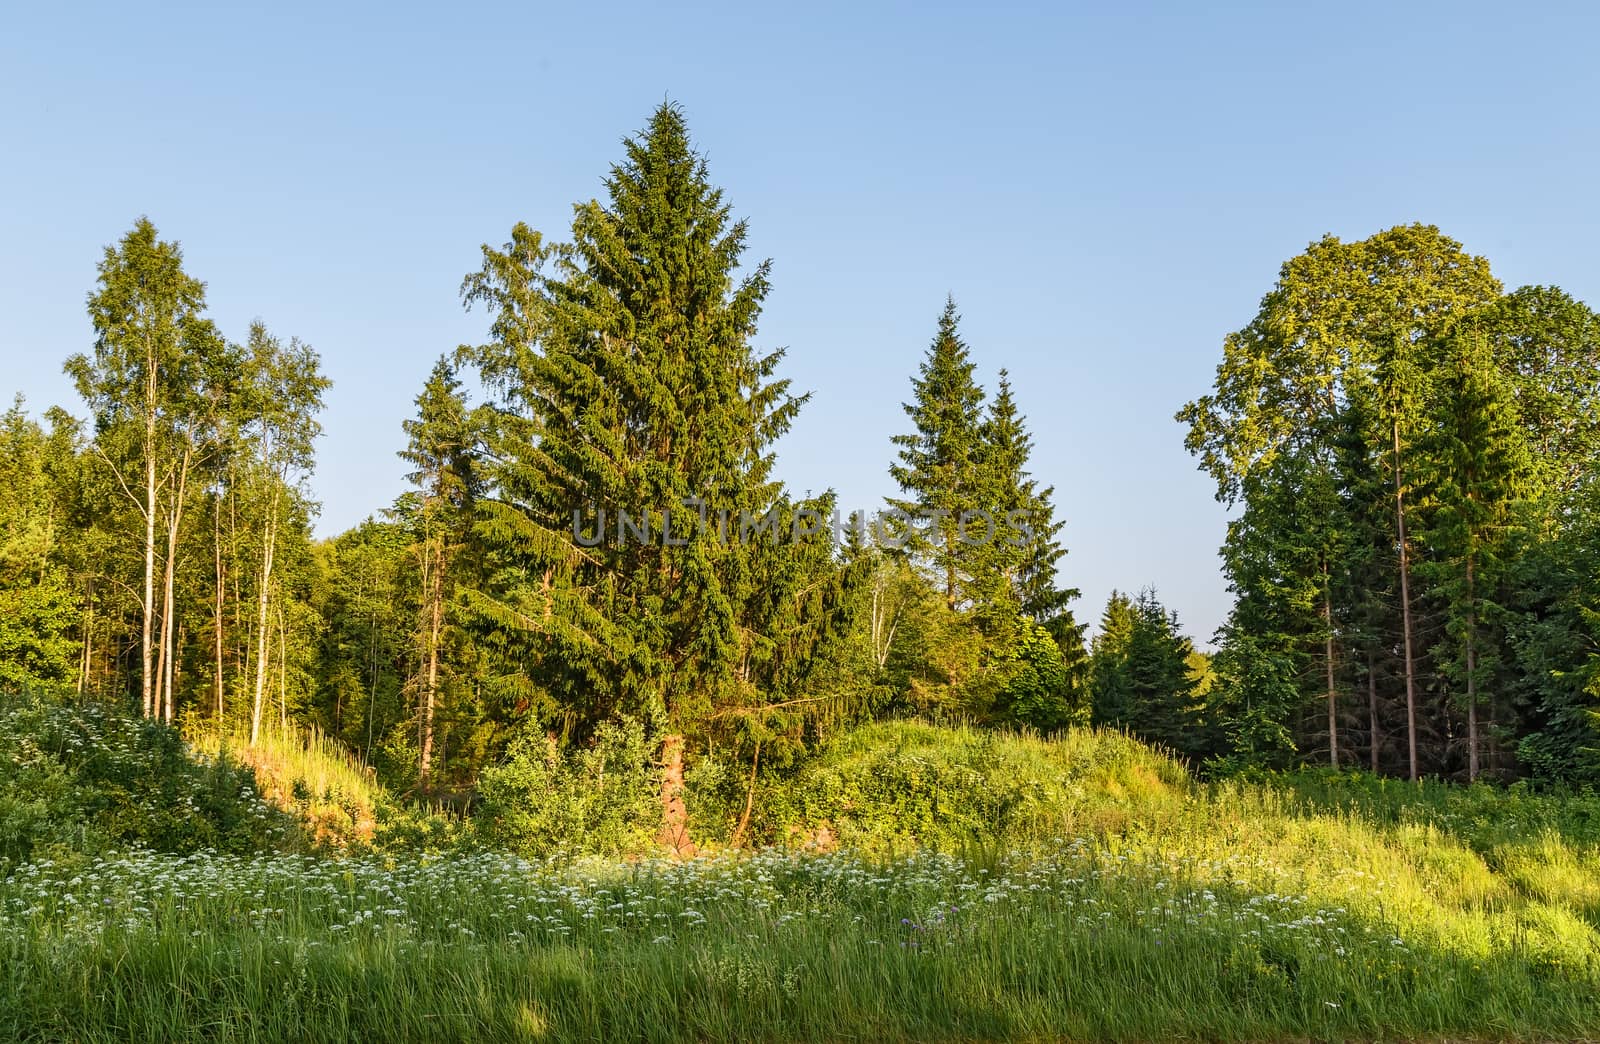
3;1;1597;645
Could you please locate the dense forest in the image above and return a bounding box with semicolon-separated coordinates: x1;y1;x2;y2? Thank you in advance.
4;103;1599;806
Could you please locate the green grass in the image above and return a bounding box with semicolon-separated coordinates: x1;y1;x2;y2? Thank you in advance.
188;724;390;850
6;713;1600;1041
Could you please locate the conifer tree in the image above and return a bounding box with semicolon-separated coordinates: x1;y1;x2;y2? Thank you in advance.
1421;326;1531;779
1090;588;1201;755
1089;591;1138;727
888;299;987;611
1180;225;1500;780
398;358;482;784
979;371;1078;624
460;104;829;845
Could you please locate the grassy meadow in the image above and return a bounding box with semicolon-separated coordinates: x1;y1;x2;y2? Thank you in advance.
5;699;1600;1041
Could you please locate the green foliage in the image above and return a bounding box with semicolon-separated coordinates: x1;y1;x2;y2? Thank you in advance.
0;400;81;688
996;620;1086;731
888;299;989;611
757;720;1188;853
310;517;414;762
1090;589;1203;757
459;104;837;754
476;717;660;858
0;689;295;866
1203;628;1300;773
0;575;78;690
1180;224;1600;781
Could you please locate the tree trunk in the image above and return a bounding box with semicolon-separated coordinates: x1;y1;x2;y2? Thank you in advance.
419;539;442;784
159;446;191;724
171;623;184;723
153;549;170;720
1367;651;1380;773
142;421;157;718
657;733;692;855
1323;576;1338;768
1466;553;1479;782
278;601;288;733
1393;419;1420;783
214;493;226;724
78;582;94;696
731;739;761;849
365;612;379;761
250;493;279;745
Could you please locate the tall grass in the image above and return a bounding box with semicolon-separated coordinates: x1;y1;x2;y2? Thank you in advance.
187;724;388;849
7;711;1600;1040
2;838;1597;1042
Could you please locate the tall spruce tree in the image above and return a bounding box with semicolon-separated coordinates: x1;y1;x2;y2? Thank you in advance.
398;358;482;784
888;299;987;611
1421;326;1531;779
980;371;1078;624
460;104;830;848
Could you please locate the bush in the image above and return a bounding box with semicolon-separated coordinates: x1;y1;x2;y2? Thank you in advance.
475;717;659;858
998;622;1088;731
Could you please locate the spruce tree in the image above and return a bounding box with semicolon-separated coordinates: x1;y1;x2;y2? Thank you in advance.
1420;327;1531;779
1123;590;1203;756
1091;589;1203;755
888;299;987;611
1090;591;1138;727
398;358;482;784
979;371;1078;624
459;104;832;847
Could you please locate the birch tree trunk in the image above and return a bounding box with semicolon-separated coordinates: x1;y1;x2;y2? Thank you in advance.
250;488;279;745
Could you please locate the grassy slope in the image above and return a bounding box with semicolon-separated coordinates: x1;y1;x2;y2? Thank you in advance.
189;726;388;849
5;715;1600;1041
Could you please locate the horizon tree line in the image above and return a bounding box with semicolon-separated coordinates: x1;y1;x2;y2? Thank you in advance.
2;105;1598;797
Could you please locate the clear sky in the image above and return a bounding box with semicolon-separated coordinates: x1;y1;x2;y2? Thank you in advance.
3;1;1597;646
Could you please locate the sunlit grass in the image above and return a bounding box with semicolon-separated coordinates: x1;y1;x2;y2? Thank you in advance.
188;724;387;849
5;809;1600;1041
9;704;1600;1040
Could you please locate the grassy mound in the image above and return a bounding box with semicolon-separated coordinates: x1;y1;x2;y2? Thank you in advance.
764;721;1191;851
0;690;295;866
9;711;1600;1039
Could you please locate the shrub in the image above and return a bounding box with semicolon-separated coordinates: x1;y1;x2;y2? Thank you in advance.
475;717;659;858
998;622;1088;731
